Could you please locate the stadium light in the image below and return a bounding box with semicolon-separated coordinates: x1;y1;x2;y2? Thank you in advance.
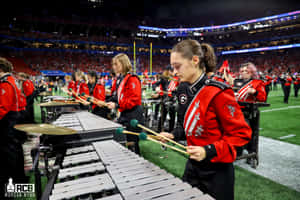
138;10;300;33
221;43;300;55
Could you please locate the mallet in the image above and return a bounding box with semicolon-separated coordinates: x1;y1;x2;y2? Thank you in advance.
130;119;187;149
139;132;189;155
115;128;188;155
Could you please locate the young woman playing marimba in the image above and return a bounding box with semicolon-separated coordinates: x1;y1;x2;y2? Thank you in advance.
158;39;252;200
106;53;145;155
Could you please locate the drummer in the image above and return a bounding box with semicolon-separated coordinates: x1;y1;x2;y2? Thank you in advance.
106;53;145;155
158;40;251;200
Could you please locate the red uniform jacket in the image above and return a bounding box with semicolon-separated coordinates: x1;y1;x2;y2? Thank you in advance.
18;92;27;111
167;77;179;97
111;79;117;96
184;85;251;163
0;74;21;119
237;79;266;102
73;80;89;99
79;81;89;96
117;74;142;112
68;81;76;92
22;79;35;97
265;75;272;86
285;77;292;86
294;77;300;85
91;83;105;110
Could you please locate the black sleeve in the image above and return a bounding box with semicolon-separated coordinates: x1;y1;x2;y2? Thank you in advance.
171;82;190;141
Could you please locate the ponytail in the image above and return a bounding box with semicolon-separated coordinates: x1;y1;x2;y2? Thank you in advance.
200;43;216;73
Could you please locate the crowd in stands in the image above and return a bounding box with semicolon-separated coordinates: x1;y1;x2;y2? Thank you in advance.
220;49;300;76
1;47;299;78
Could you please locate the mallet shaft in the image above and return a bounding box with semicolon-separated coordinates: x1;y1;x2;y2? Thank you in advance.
137;124;187;149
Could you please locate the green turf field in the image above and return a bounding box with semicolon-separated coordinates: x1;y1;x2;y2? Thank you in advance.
259;87;300;145
27;86;300;200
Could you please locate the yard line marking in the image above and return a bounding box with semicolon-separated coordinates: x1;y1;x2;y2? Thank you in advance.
261;105;300;113
279;134;296;139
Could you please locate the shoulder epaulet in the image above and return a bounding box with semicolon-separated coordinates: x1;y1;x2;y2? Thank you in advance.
0;74;11;83
204;79;230;90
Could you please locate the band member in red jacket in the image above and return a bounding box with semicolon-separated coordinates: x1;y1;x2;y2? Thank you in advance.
166;70;179;132
67;71;89;99
294;74;300;97
237;63;266;103
87;71;109;118
233;63;266;163
264;73;273;98
283;74;293;104
67;73;76;93
0;58;28;198
107;53;145;155
158;40;251;200
18;72;36;123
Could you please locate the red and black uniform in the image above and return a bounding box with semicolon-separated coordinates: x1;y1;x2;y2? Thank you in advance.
0;74;27;196
75;80;89;97
154;76;169;132
22;79;35;123
165;76;179;132
293;76;300;97
237;79;266;103
236;79;266;157
172;74;251;200
264;75;272;97
89;79;109;118
67;80;76;93
283;76;292;103
111;73;144;154
110;78;117;96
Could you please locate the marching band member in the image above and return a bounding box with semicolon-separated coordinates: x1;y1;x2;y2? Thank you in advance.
0;58;28;198
166;68;179;132
294;73;300;97
87;71;109;118
264;73;273;98
158;40;251;200
283;73;292;104
67;73;76;93
18;72;36;123
106;53;145;155
236;63;267;103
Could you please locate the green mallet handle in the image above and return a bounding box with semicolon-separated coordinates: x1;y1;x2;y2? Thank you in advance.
137;124;187;149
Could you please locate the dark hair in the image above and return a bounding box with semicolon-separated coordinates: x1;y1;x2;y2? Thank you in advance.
0;57;13;72
87;70;98;83
71;72;76;81
171;39;216;73
87;70;97;78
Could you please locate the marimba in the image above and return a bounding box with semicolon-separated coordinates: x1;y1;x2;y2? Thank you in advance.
43;111;124;148
42;140;214;200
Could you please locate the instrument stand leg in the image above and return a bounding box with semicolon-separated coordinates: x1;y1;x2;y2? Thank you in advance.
31;148;42;199
39;145;52;180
